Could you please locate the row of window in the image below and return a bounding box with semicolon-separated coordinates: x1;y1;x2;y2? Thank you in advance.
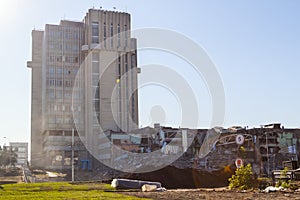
48;104;81;112
48;31;81;40
48;79;73;87
91;21;128;47
49;55;79;63
48;116;74;124
48;90;81;99
11;147;27;152
48;68;78;77
48;43;80;52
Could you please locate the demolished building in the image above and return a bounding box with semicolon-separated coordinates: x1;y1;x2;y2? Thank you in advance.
92;123;300;179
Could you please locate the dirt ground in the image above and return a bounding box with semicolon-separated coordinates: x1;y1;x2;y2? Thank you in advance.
120;188;300;200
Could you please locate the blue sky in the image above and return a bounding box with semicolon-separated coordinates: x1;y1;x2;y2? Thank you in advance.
0;0;299;143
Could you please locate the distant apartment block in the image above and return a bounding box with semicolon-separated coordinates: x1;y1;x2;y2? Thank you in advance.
4;142;28;166
27;8;139;169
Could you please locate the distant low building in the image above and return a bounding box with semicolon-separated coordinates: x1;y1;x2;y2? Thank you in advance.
4;142;28;167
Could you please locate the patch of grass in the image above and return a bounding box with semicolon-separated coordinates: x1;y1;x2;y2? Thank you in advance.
0;182;147;200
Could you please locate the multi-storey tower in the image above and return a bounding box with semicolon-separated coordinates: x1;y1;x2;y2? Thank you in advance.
27;9;139;169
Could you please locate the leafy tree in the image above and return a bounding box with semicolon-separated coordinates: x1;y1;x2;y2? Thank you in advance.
229;163;255;190
0;148;17;168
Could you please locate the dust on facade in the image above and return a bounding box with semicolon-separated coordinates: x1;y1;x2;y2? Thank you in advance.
27;8;300;178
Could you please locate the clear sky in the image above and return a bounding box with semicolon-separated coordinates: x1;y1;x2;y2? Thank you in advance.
0;0;299;144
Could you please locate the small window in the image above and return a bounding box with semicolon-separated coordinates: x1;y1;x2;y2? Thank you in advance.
103;23;107;39
92;62;99;74
117;24;121;47
92;53;99;62
124;25;128;46
110;23;113;47
92;21;99;43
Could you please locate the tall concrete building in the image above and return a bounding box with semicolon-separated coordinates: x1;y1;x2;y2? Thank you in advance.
27;9;139;169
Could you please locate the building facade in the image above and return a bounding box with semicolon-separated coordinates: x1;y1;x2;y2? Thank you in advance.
27;9;139;169
6;142;29;167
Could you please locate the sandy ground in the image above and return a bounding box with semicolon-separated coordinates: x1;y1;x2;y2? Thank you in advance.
119;188;300;200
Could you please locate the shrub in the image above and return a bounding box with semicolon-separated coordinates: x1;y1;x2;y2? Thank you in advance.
229;164;255;190
276;167;291;188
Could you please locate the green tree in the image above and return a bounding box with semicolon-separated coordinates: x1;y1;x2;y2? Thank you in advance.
229;163;255;190
0;148;17;168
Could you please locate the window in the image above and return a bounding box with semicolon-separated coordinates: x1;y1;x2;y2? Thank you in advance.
18;147;26;152
73;68;78;75
56;90;62;98
125;54;128;72
92;36;99;43
92;22;99;36
48;79;55;86
64;117;72;124
92;53;99;62
132;96;135;121
49;43;55;49
92;62;99;74
93;99;100;112
73;45;79;52
56;80;62;87
18;153;26;158
65;32;71;39
49;67;55;74
56;56;62;62
64;92;71;99
66;44;71;51
95;84;100;100
131;54;136;68
48;117;55;124
49;90;55;98
118;56;121;79
92;75;99;86
56;68;63;74
124;25;128;46
56;117;63;124
117;24;121;47
49;55;55;62
48;104;54;112
65;80;72;87
74;32;78;39
92;21;99;43
49;67;55;78
64;68;71;75
103;22;106;40
110;23;113;47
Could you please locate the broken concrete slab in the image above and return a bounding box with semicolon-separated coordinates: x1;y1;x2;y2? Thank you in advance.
111;178;162;190
142;184;157;192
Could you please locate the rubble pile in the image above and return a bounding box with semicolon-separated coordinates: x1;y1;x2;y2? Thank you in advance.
126;165;234;189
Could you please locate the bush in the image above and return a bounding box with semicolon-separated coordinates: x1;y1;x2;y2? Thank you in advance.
276;167;291;188
229;164;255;190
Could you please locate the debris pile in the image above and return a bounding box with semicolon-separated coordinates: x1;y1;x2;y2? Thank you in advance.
111;178;166;192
